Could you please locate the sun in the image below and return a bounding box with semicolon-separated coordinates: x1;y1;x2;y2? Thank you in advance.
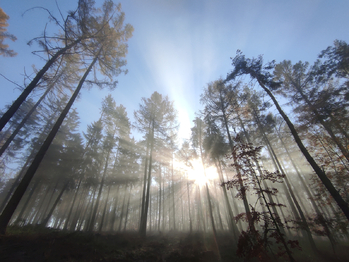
187;159;218;187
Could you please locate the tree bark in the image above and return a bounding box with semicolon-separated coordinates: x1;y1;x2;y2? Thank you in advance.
256;79;349;222
140;122;154;237
40;181;69;227
0;39;81;132
140;133;150;225
123;185;132;231
0;50;100;234
63;178;82;231
99;185;112;232
89;148;111;232
0;84;54;157
290;78;349;162
216;160;239;237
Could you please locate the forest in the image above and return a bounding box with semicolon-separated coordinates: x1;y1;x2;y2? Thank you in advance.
0;1;349;262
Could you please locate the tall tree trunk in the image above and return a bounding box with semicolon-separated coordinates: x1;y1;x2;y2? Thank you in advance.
180;180;184;231
277;128;337;253
84;187;98;232
251;155;296;262
99;184;112;232
196;186;206;232
254;109;318;252
255;79;349;221
0;39;81;132
162;176;165;232
36;181;58;224
186;172;192;233
14;180;40;225
110;186;120;232
89;148;111;232
0;112;57;213
292;79;349;163
205;182;222;261
0;83;54;157
237;113;285;234
149;186;152;232
0;50;100;234
140;122;154;237
123;185;132;231
118;186;127;232
140;133;150;226
63;178;83;231
0;156;31;213
158;166;162;232
220;103;254;230
215;160;239;237
71;186;90;231
40;181;69;227
171;149;176;231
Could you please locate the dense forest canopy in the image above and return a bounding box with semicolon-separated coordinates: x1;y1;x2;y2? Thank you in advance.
0;1;349;261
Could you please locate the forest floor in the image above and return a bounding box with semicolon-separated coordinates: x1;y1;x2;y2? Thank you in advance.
0;226;348;262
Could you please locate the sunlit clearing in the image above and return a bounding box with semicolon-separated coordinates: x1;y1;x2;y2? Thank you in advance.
187;159;218;187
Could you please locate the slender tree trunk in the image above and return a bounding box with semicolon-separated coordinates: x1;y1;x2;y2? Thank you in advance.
158;166;162;232
140;122;154;237
29;187;49;225
37;182;58;224
206;182;222;261
123;185;132;231
278;129;337;252
110;186;120;232
186;173;192;233
0;39;81;132
71;186;90;231
162;176;165;232
0;113;57;213
149;187;152;232
40;181;69;227
14;180;40;225
0;50;100;234
216;160;239;237
292;80;349;163
180;180;184;231
89;147;111;232
196;186;205;232
99;184;112;232
254;108;317;251
0;84;54;157
118;186;127;232
220;105;254;230
256;79;349;221
85;187;99;232
251;157;296;262
237;113;285;234
140;134;150;226
0;156;31;213
171;150;176;231
76;187;94;231
63;178;83;231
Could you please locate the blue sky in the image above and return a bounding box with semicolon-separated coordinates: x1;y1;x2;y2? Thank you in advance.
1;0;348;142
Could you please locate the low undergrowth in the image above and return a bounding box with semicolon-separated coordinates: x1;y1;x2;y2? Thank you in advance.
0;225;348;262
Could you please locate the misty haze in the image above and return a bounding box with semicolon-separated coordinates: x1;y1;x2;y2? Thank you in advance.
0;1;348;261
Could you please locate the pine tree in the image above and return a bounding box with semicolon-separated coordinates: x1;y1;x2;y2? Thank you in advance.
225;51;349;222
135;92;177;237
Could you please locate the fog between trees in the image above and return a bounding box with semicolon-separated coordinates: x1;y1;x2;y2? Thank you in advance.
0;1;349;261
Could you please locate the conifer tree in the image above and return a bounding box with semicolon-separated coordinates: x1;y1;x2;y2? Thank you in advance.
225;51;349;221
0;1;133;234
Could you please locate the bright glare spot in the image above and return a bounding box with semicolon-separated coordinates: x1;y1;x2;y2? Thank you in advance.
187;159;218;187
